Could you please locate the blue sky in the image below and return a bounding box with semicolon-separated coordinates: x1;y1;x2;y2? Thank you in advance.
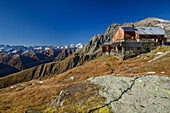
0;0;170;46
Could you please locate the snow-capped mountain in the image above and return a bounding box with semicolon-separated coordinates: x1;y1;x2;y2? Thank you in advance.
0;43;84;77
75;43;84;49
55;43;84;50
0;17;169;86
0;43;84;55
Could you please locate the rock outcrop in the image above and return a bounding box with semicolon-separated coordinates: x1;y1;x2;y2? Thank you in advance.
134;18;170;38
83;23;121;55
54;48;75;61
45;74;170;112
1;17;169;88
0;44;83;77
87;75;170;113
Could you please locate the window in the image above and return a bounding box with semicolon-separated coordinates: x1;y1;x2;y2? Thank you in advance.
145;40;148;42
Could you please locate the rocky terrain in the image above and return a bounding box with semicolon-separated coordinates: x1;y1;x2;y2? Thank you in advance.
0;43;83;77
54;48;75;61
0;17;169;113
135;18;170;38
46;75;170;113
87;75;170;113
0;46;169;113
0;17;169;88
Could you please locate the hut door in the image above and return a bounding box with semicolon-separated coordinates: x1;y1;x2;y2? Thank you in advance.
106;46;110;52
158;40;162;45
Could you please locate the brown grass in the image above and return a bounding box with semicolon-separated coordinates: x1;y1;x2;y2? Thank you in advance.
0;46;169;112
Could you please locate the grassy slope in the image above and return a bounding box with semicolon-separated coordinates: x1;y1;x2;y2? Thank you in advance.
0;46;169;112
0;50;78;88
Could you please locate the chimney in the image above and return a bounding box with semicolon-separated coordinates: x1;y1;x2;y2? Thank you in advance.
132;24;135;28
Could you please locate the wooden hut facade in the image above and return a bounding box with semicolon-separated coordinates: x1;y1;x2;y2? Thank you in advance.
102;26;166;59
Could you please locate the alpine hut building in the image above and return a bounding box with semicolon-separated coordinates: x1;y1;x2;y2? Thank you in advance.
101;26;166;59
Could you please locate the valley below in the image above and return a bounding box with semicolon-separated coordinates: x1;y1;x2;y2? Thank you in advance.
0;17;170;113
0;46;169;113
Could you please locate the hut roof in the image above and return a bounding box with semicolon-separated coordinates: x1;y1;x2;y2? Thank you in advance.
120;26;165;35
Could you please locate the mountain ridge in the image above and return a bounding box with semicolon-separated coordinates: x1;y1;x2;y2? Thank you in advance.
0;17;170;88
0;17;170;113
0;43;84;77
0;46;169;112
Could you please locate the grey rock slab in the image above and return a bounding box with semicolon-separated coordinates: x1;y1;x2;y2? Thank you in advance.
88;75;170;113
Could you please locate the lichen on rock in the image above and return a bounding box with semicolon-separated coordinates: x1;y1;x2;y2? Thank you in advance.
87;75;170;113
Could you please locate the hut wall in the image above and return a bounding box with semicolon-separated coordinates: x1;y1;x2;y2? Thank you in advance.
124;47;140;56
135;33;140;39
112;27;124;43
110;46;142;60
124;31;135;39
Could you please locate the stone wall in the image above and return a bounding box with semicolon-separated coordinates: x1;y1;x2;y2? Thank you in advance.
110;47;141;59
141;42;157;53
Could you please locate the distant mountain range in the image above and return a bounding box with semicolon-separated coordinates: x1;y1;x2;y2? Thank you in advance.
0;43;84;54
0;43;84;77
0;17;170;113
0;17;170;88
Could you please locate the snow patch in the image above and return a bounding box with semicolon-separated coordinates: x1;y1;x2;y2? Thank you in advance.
154;18;170;23
147;72;155;74
156;52;164;55
12;50;17;53
70;44;75;48
148;60;153;62
34;47;42;50
75;43;84;49
64;46;68;49
45;47;50;50
70;77;74;80
37;81;43;83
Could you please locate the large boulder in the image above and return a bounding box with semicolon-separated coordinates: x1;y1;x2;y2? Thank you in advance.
88;75;170;113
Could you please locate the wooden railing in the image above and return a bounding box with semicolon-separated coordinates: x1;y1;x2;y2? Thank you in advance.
111;49;141;55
